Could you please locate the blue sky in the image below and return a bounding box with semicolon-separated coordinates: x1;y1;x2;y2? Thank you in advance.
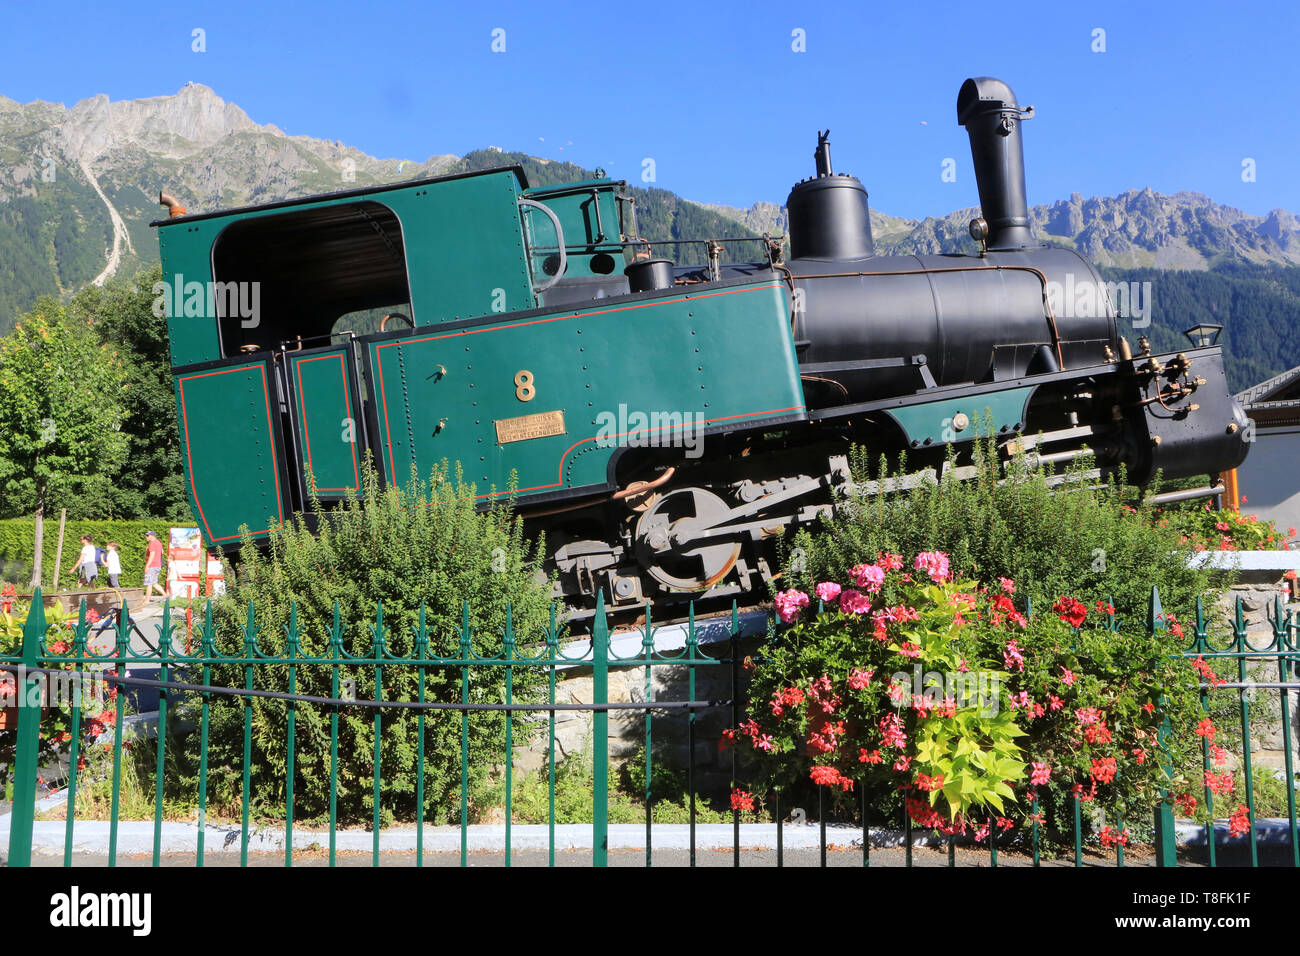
2;0;1297;219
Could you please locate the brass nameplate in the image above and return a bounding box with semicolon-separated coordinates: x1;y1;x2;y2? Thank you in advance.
495;409;566;444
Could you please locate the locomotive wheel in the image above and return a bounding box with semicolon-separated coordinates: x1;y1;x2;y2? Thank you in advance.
634;487;741;591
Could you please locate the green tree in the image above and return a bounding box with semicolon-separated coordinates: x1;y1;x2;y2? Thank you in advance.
69;266;191;521
0;299;129;585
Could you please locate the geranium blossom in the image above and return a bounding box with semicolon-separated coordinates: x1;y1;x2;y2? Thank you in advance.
913;551;950;583
998;577;1015;594
847;667;874;690
810;765;854;791
1030;762;1051;785
1228;804;1251;837
1060;666;1076;686
1205;770;1234;797
851;563;886;593
877;553;905;571
1003;639;1025;673
1053;596;1088;628
879;713;907;748
1090;756;1118;784
1075;707;1103;725
774;588;810;623
815;581;842;603
1191;657;1225;688
838;588;872;615
1099;826;1130;848
730;788;755;812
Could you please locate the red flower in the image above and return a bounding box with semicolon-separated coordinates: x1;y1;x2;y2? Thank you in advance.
1090;757;1118;784
1191;657;1225;688
1099;825;1130;848
810;766;854;791
1228;804;1251;837
1053;596;1088;628
1205;770;1235;797
1193;718;1217;743
1174;793;1197;816
730;788;755;812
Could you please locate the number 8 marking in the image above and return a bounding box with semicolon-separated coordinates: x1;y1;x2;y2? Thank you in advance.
514;369;535;402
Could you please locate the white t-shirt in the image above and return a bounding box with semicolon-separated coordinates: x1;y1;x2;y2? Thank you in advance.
78;544;96;567
106;550;121;575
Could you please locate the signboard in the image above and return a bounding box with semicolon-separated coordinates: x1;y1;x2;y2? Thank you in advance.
167;527;202;599
205;552;226;597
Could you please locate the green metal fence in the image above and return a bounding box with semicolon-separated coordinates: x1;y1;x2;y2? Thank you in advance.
3;586;1297;867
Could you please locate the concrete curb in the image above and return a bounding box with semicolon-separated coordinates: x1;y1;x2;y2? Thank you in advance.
4;804;1294;856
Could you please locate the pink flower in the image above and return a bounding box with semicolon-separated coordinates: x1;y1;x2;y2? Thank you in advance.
851;563;886;593
998;577;1015;594
898;641;922;658
1060;666;1076;686
815;581;842;603
838;588;872;615
1030;762;1051;785
774;588;810;623
913;551;950;583
879;713;907;749
876;553;904;571
1075;707;1103;725
1003;639;1025;673
847;667;874;690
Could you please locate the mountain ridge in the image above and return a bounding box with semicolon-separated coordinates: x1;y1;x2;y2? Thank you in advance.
4;83;1300;343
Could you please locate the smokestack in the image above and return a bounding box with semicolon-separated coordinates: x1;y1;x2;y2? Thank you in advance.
957;77;1035;250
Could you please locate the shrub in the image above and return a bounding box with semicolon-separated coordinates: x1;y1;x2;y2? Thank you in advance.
734;554;1216;845
178;460;557;824
0;518;175;590
1159;503;1297;552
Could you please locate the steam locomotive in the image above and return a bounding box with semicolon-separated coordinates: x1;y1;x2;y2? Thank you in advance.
154;77;1250;618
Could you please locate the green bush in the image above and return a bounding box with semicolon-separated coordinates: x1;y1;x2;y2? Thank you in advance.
0;517;175;589
782;440;1221;630
176;461;557;825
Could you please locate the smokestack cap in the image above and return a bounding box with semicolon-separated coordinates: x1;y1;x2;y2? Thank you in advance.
957;77;1023;124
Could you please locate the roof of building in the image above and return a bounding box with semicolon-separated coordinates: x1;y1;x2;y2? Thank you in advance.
1236;364;1300;407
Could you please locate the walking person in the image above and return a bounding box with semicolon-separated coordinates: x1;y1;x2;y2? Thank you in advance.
105;541;122;589
143;530;165;602
65;535;98;588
